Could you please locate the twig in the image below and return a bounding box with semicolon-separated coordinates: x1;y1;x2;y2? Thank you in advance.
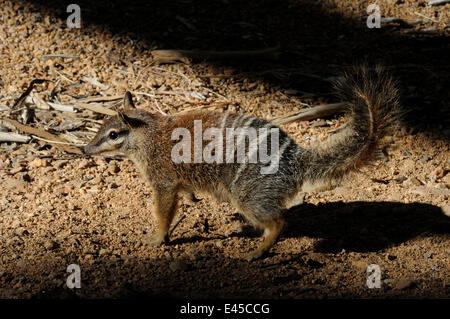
413;12;440;23
31;135;85;146
47;102;75;112
271;102;347;126
41;54;79;60
77;95;123;103
81;76;109;90
1;118;82;154
168;215;186;237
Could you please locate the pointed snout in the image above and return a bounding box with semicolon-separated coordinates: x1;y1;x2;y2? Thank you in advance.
83;142;97;155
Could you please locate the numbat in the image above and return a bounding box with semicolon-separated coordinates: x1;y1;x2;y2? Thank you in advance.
84;66;401;261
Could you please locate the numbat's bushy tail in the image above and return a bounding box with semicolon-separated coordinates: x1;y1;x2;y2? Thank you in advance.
302;65;402;188
84;65;402;261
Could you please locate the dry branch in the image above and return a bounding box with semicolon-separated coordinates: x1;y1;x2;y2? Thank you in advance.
271;102;347;126
151;46;281;64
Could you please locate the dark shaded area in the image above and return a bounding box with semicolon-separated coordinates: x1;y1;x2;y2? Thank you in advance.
11;0;450;141
285;201;450;253
3;201;449;299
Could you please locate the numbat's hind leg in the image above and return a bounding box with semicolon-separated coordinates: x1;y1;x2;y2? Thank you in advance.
245;218;285;261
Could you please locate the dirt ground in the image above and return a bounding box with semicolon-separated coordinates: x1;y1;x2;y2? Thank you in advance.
0;0;449;299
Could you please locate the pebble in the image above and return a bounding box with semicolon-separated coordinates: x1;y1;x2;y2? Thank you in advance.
441;205;450;217
420;155;429;163
99;248;109;256
77;159;92;169
394;278;416;290
107;165;120;174
423;251;433;259
385;254;397;261
409;177;422;186
432;166;446;179
109;182;119;189
352;260;367;272
29;158;49;169
43;240;57;250
20;173;32;182
10;166;25;174
95;158;107;166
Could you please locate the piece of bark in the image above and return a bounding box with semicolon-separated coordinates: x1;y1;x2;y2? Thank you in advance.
428;0;450;6
73;102;117;116
12;79;47;109
0;132;31;143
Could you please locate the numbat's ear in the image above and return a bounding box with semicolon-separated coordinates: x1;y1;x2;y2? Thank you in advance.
123;91;135;111
117;112;146;129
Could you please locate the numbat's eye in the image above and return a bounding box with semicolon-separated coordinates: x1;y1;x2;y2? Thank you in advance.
109;131;118;140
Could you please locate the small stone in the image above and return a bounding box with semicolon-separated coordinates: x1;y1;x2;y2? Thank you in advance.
29;158;49;168
10;166;25;174
384;278;395;286
99;248;109;256
352;260;367;272
432;167;446;179
53;160;69;169
77;159;91;169
109;182;119;189
442;205;450;217
386;254;397;261
409;177;422;186
90;177;102;185
43;240;57;250
394;176;407;184
395;278;416;290
107;165;120;174
420;155;429;163
423;252;433;259
20;173;32;182
95;158;107;166
215;241;223;248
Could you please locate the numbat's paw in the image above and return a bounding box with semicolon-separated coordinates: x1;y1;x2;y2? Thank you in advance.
148;234;168;246
245;250;265;262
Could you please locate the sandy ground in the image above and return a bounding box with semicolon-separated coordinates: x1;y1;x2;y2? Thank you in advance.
0;0;449;298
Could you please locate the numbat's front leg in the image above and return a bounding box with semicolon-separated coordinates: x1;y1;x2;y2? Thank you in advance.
150;185;179;246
